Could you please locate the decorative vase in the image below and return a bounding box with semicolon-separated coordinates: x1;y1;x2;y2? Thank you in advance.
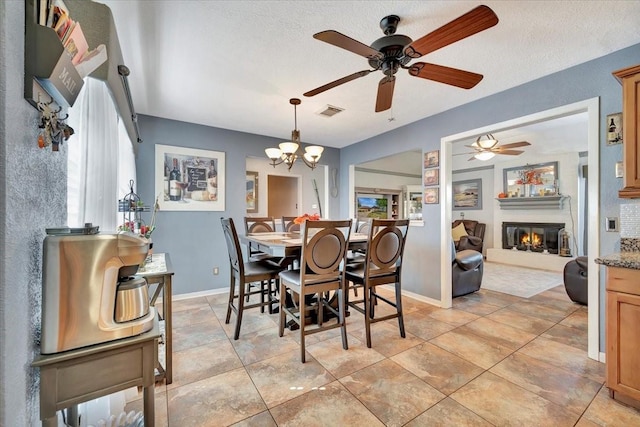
524;184;530;197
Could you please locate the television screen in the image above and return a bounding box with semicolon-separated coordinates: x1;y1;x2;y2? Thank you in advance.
357;196;388;219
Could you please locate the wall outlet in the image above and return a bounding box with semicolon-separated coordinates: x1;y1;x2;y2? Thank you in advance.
605;217;618;232
213;267;219;275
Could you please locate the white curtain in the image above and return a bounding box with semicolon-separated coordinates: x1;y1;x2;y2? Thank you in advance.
68;77;136;232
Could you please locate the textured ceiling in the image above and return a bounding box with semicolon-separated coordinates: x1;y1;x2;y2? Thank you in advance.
100;0;640;149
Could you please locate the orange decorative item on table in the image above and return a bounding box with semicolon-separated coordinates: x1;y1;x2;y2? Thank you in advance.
293;213;320;224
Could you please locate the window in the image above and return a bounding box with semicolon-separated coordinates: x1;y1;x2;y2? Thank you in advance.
67;78;135;230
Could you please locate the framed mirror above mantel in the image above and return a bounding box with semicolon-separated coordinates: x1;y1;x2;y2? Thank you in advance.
502;161;559;198
497;161;565;209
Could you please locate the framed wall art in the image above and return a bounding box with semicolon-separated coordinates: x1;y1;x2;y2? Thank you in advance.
424;187;439;204
424;168;439;186
424;150;439;168
155;144;225;211
246;171;258;213
606;112;622;145
452;178;482;210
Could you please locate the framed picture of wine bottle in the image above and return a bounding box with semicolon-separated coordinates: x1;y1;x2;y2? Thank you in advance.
155;144;225;211
606;112;623;145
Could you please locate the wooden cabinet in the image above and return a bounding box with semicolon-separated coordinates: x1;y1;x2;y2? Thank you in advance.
391;193;401;219
606;266;640;405
613;65;640;198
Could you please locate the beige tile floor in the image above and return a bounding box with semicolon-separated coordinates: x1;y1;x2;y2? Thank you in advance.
126;284;640;426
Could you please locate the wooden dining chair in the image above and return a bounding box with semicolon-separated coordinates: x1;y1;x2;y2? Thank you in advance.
346;219;410;348
278;219;352;362
244;216;278;261
282;216;300;232
221;218;285;340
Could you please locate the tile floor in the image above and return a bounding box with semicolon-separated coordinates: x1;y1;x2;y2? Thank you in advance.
126;283;640;426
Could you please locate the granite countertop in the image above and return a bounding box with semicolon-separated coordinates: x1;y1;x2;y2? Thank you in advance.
595;238;640;270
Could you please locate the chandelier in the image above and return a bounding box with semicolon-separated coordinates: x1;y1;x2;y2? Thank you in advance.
265;98;324;171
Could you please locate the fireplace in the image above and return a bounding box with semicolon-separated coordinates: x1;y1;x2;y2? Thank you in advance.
502;222;565;254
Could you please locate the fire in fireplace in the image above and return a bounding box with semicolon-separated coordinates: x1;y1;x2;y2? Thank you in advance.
502;222;565;254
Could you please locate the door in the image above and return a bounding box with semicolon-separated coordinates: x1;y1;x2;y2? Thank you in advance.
268;175;298;219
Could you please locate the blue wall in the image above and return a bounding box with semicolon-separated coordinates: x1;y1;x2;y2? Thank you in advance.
135;116;341;295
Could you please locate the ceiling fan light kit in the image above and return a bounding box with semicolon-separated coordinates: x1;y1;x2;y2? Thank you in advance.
456;134;532;161
265;98;323;171
475;134;499;149
474;151;496;161
303;5;499;112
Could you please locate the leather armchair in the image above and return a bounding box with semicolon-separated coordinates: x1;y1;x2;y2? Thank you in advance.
452;241;484;297
563;256;588;305
452;219;486;253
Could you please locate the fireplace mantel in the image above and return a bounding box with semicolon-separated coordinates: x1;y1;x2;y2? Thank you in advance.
495;195;567;210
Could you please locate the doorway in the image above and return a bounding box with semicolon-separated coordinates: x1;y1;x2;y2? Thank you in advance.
441;97;600;361
268;175;299;219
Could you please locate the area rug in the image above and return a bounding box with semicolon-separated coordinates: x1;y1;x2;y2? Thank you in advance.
481;262;563;298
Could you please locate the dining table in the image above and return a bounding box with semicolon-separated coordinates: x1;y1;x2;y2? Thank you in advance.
240;230;369;266
240;230;369;327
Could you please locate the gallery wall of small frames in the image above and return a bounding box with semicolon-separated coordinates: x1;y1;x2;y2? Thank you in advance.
423;150;439;204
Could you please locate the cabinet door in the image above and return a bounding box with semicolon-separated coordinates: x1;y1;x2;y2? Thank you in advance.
607;290;640;400
614;65;640;198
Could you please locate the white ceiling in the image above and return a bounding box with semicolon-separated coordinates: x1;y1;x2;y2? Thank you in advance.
100;1;639;149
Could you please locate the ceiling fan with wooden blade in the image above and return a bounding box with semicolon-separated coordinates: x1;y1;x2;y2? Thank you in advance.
303;5;498;112
456;135;532;160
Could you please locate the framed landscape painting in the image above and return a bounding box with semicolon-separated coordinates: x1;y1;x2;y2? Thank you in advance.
155;144;225;211
452;179;482;210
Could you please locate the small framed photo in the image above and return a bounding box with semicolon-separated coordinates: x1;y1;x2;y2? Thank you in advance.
606;112;623;145
246;171;258;213
424;187;439;204
424;168;439;186
424;150;439;168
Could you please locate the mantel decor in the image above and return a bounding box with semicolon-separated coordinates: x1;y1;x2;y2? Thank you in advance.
503;161;558;198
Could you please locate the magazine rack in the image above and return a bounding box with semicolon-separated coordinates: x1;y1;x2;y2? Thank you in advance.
24;0;141;144
24;0;84;107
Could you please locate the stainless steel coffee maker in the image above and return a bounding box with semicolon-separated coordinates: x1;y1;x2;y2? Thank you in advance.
41;225;155;354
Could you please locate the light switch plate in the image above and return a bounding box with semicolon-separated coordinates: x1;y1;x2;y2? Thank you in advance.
605;217;619;232
615;161;624;178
